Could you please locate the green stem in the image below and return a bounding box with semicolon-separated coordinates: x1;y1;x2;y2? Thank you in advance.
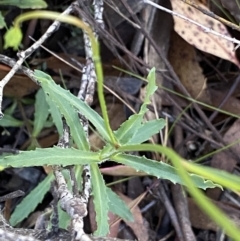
14;10;118;146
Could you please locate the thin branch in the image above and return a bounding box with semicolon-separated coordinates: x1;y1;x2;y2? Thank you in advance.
75;0;105;208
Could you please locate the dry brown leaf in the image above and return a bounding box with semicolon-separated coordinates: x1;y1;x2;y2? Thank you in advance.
170;0;240;67
107;212;121;238
100;165;146;176
168;28;240;116
169;31;210;101
115;192;149;241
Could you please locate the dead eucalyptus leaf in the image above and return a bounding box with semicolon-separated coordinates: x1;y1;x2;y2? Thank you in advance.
170;0;240;67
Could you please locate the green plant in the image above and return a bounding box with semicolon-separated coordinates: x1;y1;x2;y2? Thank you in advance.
1;10;240;240
1;68;240;238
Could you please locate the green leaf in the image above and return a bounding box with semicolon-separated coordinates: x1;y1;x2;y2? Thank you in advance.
0;147;100;168
0;11;5;29
115;68;158;144
49;90;89;151
91;164;109;236
4;26;22;50
10;173;54;226
139;67;158;114
32;89;49;137
0;0;47;8
34;70;111;143
58;204;70;229
182;160;240;192
106;187;133;222
0;114;23;127
45;94;63;136
128;119;166;144
114;114;143;144
4;100;18;115
112;154;220;190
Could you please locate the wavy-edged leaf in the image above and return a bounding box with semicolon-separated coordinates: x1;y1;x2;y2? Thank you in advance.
0;114;23;127
34;70;111;143
106;187;133;222
0;0;47;8
115;68;157;144
128;119;166;144
112;154;220;190
10;173;54;226
182;160;240;192
0;147;100;168
91;163;109;236
32;88;49;137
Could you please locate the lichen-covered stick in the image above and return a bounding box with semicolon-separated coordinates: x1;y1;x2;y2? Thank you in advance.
75;0;104;208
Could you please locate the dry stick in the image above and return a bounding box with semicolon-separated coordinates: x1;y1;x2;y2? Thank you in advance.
158;182;185;241
74;0;104;213
0;5;74;118
73;5;148;74
172;111;196;241
53;122;92;241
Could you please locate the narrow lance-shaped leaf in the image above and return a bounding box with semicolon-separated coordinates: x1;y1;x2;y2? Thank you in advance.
0;114;23;127
0;147;100;168
112;154;221;190
32;88;49;137
10;173;54;226
45;93;63;136
34;70;111;143
128;119;166;144
106;187;133;222
139;67;158;114
91;163;109;236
